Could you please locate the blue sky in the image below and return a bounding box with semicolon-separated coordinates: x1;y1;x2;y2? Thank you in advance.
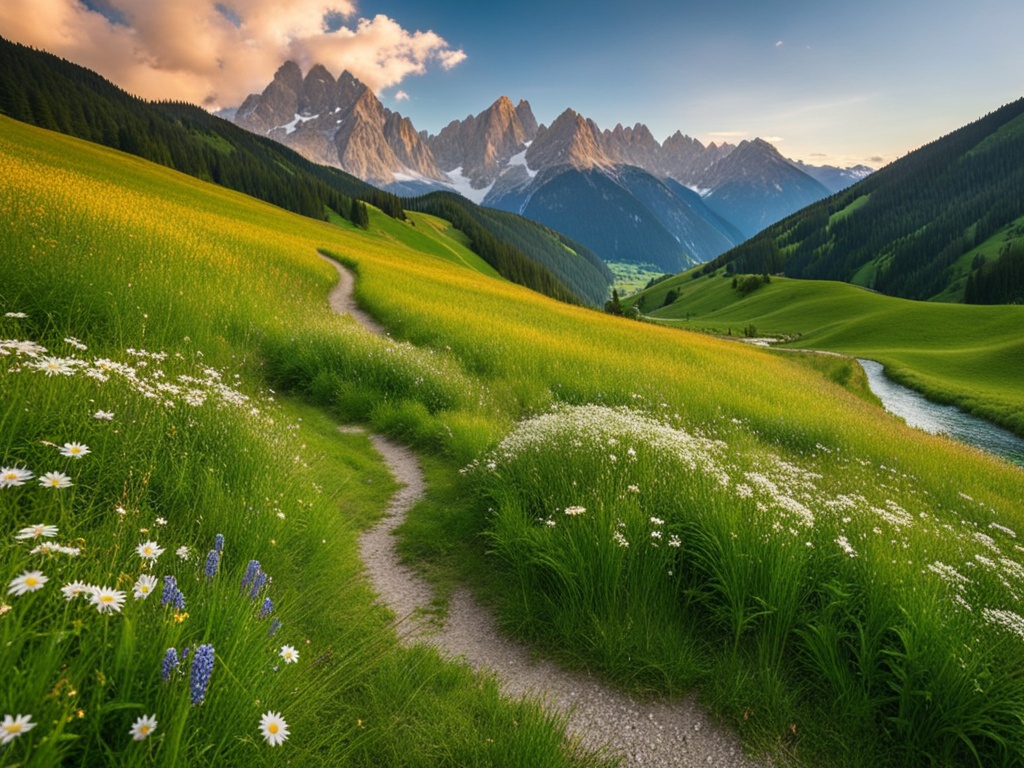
362;0;1024;167
3;0;1022;168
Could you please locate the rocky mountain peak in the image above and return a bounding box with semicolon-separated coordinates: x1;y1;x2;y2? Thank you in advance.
526;108;610;171
515;100;538;139
234;63;443;185
425;93;536;188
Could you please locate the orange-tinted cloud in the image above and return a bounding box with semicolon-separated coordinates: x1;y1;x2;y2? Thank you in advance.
0;0;465;108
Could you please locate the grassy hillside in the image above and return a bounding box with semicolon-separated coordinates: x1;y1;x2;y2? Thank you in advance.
626;271;1024;435
703;97;1024;303
4;116;1024;768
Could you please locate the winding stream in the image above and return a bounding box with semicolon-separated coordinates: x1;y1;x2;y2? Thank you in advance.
858;359;1024;466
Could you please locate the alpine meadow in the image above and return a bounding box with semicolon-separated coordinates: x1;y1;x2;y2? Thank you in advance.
3;18;1024;768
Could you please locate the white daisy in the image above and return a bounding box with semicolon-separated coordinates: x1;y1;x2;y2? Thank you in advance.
14;523;58;540
62;581;95;601
39;472;72;489
176;546;191;560
90;586;126;614
0;713;35;745
133;574;158;600
136;541;164;561
59;442;90;459
4;311;28;318
93;410;115;420
33;357;75;376
259;711;289;747
129;714;157;741
7;570;48;596
0;467;34;488
279;645;299;664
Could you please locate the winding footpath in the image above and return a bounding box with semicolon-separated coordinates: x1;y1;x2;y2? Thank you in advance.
322;254;767;767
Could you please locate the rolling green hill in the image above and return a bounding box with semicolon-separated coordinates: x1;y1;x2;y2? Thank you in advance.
702;97;1024;303
627;270;1024;434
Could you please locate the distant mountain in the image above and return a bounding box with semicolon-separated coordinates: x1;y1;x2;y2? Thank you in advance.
697;139;831;239
235;61;447;191
704;97;1024;303
789;159;873;194
428;96;539;192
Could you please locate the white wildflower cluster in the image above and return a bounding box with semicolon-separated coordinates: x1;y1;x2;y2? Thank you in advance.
982;608;1024;641
486;404;729;480
2;337;265;416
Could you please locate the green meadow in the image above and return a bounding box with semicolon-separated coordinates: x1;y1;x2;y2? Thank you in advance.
629;272;1024;435
3;115;1024;767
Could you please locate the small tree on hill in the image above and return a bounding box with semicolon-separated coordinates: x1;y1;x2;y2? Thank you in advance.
350;199;370;229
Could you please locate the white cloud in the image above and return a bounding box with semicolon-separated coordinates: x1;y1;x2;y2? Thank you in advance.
775;40;784;47
393;90;410;101
763;136;784;142
0;0;465;109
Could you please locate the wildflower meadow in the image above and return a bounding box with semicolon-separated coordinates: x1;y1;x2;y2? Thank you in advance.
3;112;1024;767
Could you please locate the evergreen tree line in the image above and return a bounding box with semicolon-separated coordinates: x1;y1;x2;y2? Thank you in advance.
703;96;1024;304
404;193;583;304
0;37;404;226
964;240;1024;304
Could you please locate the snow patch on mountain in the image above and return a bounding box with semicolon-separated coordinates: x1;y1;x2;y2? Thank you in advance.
444;167;494;204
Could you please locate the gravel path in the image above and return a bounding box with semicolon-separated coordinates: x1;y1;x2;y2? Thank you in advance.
321;252;768;767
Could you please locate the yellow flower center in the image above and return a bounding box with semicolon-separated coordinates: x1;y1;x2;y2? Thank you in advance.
140;725;150;735
100;595;113;604
268;723;279;734
25;577;38;588
6;723;21;734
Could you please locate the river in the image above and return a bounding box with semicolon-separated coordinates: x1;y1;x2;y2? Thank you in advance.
857;359;1024;467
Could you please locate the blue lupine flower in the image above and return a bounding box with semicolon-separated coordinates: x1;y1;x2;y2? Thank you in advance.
241;560;261;591
249;570;267;600
162;647;179;681
259;596;273;619
189;644;215;705
162;575;186;610
214;533;224;552
204;549;219;579
268;618;281;637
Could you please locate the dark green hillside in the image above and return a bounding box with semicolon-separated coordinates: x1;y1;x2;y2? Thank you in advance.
406;192;613;305
705;97;1024;303
0;36;589;305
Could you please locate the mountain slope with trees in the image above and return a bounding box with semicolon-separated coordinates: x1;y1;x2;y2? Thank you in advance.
703;97;1024;303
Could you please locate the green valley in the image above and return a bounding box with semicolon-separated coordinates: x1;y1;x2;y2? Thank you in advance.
626;270;1024;435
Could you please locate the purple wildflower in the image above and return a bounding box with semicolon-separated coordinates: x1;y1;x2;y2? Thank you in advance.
204;549;219;579
241;560;260;592
214;533;224;552
189;644;215;705
268;618;281;637
259;596;273;619
249;570;267;600
161;575;186;610
162;647;179;681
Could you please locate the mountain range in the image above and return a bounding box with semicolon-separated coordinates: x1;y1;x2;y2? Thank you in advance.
233;63;870;271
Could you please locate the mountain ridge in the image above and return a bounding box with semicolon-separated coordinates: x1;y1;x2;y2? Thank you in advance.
233;62;869;269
